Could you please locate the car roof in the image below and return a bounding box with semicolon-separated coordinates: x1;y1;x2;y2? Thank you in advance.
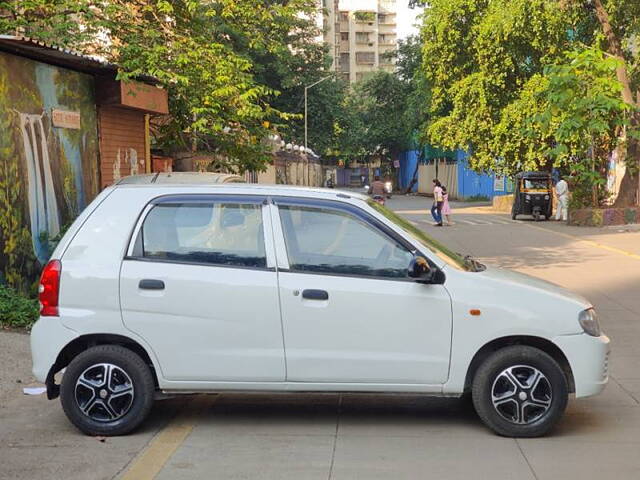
117;172;245;185
516;171;552;179
113;173;370;202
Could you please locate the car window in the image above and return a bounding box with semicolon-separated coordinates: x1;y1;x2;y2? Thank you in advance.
141;202;266;268
367;200;471;271
278;205;413;278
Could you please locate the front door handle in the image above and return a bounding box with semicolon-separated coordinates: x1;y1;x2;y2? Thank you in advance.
139;279;165;290
302;289;328;300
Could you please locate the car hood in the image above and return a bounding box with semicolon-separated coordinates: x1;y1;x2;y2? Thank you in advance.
478;266;592;309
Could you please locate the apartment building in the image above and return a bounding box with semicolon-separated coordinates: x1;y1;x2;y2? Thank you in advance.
322;0;397;84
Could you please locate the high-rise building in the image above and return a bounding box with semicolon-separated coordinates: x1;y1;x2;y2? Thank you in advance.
321;0;397;84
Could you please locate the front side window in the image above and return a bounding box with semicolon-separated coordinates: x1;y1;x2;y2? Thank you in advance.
141;202;266;268
278;205;413;278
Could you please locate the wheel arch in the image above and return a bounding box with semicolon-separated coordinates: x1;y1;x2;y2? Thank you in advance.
46;333;160;399
464;335;575;394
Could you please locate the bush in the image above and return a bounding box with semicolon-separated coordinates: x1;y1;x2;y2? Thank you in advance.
0;284;39;329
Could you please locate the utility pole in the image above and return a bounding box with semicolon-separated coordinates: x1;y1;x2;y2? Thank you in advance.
304;75;333;151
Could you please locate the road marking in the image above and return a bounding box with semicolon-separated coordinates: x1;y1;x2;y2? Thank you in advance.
120;395;217;480
524;223;640;261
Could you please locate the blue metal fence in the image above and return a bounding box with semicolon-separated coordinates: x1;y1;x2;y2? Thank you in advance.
398;149;513;199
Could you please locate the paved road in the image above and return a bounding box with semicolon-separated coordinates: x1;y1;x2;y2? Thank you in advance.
1;195;639;480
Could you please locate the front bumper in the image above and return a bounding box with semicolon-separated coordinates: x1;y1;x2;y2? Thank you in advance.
30;316;78;383
554;333;610;398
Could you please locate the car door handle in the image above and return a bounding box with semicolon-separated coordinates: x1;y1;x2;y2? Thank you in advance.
302;289;328;300
139;279;165;290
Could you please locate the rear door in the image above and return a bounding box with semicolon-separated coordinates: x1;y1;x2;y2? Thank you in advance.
120;194;285;383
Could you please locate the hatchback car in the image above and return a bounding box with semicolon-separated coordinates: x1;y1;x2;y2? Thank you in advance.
31;174;610;437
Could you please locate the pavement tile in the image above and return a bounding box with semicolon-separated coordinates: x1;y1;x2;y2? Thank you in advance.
330;435;535;480
517;439;640;480
157;432;334;480
192;393;340;436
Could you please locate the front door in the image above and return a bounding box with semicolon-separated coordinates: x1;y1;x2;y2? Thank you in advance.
120;195;285;382
272;199;452;385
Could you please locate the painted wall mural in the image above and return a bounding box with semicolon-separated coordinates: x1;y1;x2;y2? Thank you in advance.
0;52;99;291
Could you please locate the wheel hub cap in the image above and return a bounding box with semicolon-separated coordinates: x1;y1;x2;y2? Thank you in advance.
74;363;134;422
491;365;552;425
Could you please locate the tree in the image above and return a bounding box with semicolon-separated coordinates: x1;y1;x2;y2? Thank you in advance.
418;0;640;205
538;47;635;207
0;0;326;172
420;0;589;175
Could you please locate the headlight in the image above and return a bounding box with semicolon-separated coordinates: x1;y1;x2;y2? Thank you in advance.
525;194;531;201
579;308;601;336
544;195;549;200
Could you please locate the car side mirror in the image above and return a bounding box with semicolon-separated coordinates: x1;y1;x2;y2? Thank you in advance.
408;255;445;284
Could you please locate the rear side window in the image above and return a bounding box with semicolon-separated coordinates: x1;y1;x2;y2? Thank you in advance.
139;202;266;268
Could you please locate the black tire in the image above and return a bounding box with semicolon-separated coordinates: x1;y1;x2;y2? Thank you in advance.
472;345;568;437
511;206;517;220
60;345;155;436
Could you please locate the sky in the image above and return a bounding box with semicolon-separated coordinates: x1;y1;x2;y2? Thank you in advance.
396;2;424;39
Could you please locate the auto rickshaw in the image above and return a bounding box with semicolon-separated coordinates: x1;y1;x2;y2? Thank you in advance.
511;172;553;221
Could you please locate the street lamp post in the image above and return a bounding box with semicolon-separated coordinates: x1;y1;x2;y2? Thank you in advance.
304;75;333;151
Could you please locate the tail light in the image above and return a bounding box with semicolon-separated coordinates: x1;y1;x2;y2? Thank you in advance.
39;260;61;316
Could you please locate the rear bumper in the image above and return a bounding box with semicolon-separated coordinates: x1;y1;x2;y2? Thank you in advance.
30;317;78;383
554;333;610;398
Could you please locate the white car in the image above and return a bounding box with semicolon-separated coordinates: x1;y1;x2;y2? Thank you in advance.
31;173;610;437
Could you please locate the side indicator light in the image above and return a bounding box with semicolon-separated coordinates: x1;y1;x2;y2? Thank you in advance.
470;309;481;316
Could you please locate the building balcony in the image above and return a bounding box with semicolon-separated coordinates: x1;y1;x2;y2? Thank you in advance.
354;11;377;23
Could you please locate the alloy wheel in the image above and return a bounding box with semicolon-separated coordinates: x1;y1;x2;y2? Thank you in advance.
74;363;134;422
491;365;552;425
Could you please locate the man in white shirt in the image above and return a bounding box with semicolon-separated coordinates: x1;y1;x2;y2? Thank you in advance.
555;177;569;221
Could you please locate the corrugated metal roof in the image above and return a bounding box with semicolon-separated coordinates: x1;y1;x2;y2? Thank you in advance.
0;35;158;84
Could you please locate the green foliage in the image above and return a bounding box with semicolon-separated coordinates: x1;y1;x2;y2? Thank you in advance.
0;285;39;329
0;64;38;293
332;36;423;164
419;0;593;174
1;0;326;172
354;11;376;23
537;47;635;206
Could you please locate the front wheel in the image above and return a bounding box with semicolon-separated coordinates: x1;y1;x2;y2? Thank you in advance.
60;345;155;436
472;345;568;437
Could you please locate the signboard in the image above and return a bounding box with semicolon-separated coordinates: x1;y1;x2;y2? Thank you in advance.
52;109;81;129
393;159;400;169
494;175;505;192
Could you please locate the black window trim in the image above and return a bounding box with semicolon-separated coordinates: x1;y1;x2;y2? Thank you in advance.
124;193;272;272
271;196;439;281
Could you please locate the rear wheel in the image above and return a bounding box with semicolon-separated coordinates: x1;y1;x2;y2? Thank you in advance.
472;345;568;437
60;345;155;436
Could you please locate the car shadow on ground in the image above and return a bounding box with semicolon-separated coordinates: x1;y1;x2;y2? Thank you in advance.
156;393;595;438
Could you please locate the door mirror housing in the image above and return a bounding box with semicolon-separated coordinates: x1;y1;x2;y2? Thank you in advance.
408;255;445;284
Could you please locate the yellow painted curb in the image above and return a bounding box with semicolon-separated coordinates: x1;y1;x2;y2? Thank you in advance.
120;395;217;480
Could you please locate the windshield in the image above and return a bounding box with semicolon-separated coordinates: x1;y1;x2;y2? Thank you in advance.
523;179;549;190
367;200;481;272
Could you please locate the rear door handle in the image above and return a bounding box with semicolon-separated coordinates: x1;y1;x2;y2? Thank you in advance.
302;289;328;300
139;279;165;290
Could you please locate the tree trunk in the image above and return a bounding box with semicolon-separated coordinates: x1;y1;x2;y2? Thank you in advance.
593;0;639;206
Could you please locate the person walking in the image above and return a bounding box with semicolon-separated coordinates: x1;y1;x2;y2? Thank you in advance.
430;179;444;226
555;176;569;222
441;186;452;225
